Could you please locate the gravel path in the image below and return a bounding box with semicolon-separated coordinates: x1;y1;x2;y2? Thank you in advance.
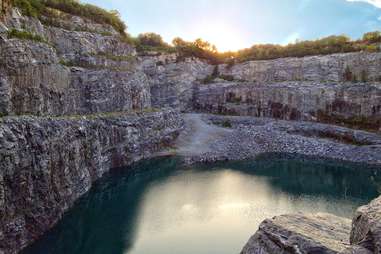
174;113;233;156
173;114;381;166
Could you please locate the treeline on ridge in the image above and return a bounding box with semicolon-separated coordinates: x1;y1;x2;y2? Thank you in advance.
135;31;381;64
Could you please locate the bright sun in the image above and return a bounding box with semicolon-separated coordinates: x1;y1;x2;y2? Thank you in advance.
189;23;248;52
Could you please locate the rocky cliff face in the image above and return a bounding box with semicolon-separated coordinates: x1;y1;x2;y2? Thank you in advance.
144;51;381;130
0;110;183;254
141;54;213;111
0;8;184;254
0;9;149;117
194;81;381;130
219;52;381;83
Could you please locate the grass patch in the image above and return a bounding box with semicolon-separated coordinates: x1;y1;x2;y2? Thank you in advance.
7;28;48;43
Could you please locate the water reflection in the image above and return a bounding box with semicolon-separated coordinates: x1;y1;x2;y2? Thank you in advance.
23;154;381;254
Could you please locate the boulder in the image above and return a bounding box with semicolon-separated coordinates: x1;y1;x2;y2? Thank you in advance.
241;213;352;254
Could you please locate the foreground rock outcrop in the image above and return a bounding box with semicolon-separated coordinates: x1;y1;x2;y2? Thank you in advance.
350;196;381;253
0;109;183;254
241;195;381;254
241;213;352;254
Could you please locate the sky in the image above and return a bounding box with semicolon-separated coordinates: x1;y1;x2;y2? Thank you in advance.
82;0;381;52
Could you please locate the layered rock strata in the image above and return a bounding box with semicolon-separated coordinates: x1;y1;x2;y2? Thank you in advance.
241;213;352;254
0;110;183;254
193;82;381;131
241;195;381;254
0;9;149;117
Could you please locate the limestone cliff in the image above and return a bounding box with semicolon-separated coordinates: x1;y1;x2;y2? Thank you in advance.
0;7;184;254
0;8;149;117
0;110;183;254
144;51;381;131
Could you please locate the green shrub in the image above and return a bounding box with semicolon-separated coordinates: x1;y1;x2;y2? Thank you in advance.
221;119;232;128
13;0;44;17
12;0;127;34
7;28;47;43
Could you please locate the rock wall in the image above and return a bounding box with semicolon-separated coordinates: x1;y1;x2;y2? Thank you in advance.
0;9;149;117
219;52;381;83
350;196;381;252
141;54;212;112
0;8;183;254
0;110;183;254
194;82;381;131
241;195;381;254
143;51;381;130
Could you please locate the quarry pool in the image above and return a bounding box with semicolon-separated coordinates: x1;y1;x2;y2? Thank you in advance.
23;154;381;254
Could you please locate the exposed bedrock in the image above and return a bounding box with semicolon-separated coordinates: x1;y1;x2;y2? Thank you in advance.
194;82;381;131
241;213;352;254
350;196;381;253
219;52;381;83
241;195;381;254
141;54;213;111
0;9;148;117
0;109;183;254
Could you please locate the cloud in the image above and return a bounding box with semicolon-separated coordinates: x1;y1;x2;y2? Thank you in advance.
347;0;381;8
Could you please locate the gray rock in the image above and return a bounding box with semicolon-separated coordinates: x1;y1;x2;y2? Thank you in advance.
350;196;381;253
219;52;381;83
194;82;381;131
241;213;352;254
0;109;183;254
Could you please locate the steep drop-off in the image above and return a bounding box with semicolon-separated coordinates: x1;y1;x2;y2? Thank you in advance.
1;3;381;254
0;6;183;254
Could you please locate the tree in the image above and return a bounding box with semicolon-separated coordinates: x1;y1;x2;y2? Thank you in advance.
363;31;381;43
137;33;167;47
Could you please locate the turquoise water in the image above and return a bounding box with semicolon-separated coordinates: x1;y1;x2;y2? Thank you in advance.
23;154;381;254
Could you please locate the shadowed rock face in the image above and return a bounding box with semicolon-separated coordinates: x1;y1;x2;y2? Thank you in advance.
194;82;381;131
143;52;381;131
0;9;183;254
0;110;183;254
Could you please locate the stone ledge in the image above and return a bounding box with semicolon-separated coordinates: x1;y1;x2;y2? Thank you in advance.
241;195;381;254
241;213;352;254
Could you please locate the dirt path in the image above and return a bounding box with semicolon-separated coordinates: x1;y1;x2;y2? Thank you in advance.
174;114;233;156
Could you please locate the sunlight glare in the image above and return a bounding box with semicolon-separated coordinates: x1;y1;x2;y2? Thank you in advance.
188;22;248;52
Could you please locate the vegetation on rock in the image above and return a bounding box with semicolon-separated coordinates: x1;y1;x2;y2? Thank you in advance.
7;28;47;42
12;0;126;34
